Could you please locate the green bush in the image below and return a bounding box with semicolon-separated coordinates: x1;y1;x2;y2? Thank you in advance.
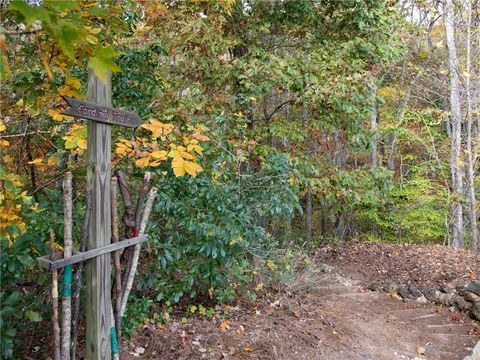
134;154;300;305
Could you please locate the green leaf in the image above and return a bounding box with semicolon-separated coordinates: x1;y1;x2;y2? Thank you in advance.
88;46;122;84
2;291;21;306
55;21;83;59
25;310;42;322
95;46;122;59
8;1;50;28
8;1;38;27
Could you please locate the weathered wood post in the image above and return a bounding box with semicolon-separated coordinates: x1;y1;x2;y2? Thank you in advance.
86;69;112;359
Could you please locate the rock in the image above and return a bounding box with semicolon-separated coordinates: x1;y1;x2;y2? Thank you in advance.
398;286;414;299
454;295;468;311
440;284;454;294
318;263;333;273
439;293;454;306
409;286;423;298
471;302;480;321
369;282;383;292
425;343;437;355
456;284;468;296
422;287;439;303
463;340;480;360
416;295;428;304
465;301;473;310
464;291;480;303
385;282;398;294
467;280;480;296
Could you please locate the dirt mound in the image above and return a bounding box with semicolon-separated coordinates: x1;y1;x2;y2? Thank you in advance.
316;242;480;288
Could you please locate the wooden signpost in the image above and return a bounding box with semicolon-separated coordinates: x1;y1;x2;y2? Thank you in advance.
61;96;142;128
85;69;114;360
37;69;146;360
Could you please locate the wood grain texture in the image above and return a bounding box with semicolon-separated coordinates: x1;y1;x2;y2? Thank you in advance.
36;235;148;270
61;96;142;128
86;68;112;360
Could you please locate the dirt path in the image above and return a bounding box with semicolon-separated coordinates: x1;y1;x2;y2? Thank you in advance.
123;265;478;360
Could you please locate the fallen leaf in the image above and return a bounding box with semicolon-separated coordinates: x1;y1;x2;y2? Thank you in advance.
219;320;234;331
416;346;426;355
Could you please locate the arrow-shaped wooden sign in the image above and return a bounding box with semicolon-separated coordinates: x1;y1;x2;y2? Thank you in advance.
61;96;142;128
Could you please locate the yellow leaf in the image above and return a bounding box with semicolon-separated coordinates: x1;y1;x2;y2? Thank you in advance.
90;27;102;34
0;122;5;132
187;144;203;155
77;139;87;150
47;156;59;166
148;160;163;167
192;133;209;142
3;155;13;163
141;119;174;138
135;156;150;168
0;139;10;147
62;124;87;154
150;150;167;160
116;144;130;155
184;161;203;177
416;347;426;355
28;158;44;166
243;346;253;352
65;77;81;90
42;54;53;80
219;320;234;331
171;156;186;177
180;151;195;160
85;34;98;44
58;85;75;97
48;109;71;122
255;282;263;291
266;260;276;271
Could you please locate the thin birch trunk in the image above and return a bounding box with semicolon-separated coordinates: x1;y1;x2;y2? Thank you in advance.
465;0;479;250
110;305;120;360
120;187;158;317
305;186;312;243
61;172;73;360
49;229;61;360
444;0;464;248
71;191;91;359
370;84;378;168
110;176;122;344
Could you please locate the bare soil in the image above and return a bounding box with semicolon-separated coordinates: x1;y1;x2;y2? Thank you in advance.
123;243;480;360
315;242;480;288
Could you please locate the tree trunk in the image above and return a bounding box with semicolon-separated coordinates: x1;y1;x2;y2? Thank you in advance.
305;186;312;243
370;84;378;168
465;0;478;250
444;0;464;248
